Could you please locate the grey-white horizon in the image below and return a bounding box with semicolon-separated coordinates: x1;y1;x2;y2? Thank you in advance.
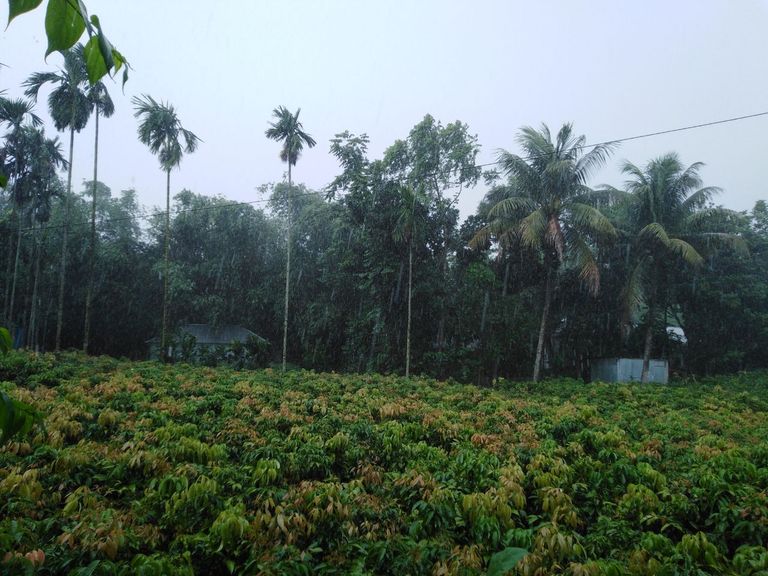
1;1;766;220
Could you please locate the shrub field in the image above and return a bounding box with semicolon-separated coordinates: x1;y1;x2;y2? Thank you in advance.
1;352;768;575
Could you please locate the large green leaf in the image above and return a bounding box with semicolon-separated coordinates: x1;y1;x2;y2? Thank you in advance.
7;0;44;24
486;547;528;576
83;35;107;84
0;170;7;188
45;0;86;56
0;390;41;445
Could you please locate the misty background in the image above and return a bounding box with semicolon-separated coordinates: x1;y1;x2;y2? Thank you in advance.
1;0;766;218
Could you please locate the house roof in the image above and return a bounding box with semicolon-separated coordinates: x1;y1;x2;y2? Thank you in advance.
148;324;258;345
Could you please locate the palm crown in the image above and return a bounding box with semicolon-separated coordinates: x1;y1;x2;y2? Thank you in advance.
132;94;200;172
622;153;724;266
23;44;91;133
480;123;616;292
265;106;316;166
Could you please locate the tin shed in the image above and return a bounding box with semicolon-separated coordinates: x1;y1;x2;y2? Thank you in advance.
591;358;668;384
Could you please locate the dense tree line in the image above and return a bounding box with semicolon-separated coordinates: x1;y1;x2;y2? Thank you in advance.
1;47;766;382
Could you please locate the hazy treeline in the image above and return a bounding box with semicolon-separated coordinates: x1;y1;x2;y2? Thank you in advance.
2;108;767;381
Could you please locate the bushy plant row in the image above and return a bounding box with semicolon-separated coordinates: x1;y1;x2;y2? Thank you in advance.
1;352;767;575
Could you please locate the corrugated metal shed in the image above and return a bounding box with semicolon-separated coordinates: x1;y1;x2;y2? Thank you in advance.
592;358;668;384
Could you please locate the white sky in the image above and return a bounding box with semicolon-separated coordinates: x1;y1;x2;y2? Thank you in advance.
1;1;767;219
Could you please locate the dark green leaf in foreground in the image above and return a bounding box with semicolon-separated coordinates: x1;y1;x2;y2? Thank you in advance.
45;0;86;56
7;0;43;24
0;390;41;445
83;35;107;84
486;547;528;576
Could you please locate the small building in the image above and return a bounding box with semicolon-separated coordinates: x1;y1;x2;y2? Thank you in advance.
147;323;261;360
591;358;669;384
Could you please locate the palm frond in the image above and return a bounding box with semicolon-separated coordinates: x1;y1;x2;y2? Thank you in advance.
677;186;721;215
571;236;600;295
638;222;671;248
266;106;316;167
0;97;42;129
487;196;536;218
519;208;546;251
620;260;647;334
686;231;749;255
22;72;61;101
569;202;617;239
133;94;198;171
668;238;704;267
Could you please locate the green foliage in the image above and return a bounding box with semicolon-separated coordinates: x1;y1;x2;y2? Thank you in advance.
0;389;40;444
0;354;766;573
8;0;129;85
486;547;528;576
0;327;10;354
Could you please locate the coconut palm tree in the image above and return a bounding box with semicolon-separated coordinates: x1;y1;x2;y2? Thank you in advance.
132;94;200;360
617;153;743;382
83;81;115;353
265;106;316;370
479;123;616;382
393;184;427;378
24;43;92;351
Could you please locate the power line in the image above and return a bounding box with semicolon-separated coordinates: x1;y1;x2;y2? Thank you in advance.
8;109;768;235
474;110;768;170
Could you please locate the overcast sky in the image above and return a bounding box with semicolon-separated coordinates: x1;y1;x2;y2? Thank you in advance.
1;1;767;220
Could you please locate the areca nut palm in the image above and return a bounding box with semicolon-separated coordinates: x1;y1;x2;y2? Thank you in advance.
485;123;617;382
393;184;428;378
1;96;43;325
24;43;93;351
616;152;743;383
265;106;316;371
133;94;200;360
83;81;115;353
19;128;66;349
3;124;66;334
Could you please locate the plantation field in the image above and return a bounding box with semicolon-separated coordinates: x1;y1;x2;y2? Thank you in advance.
1;354;768;575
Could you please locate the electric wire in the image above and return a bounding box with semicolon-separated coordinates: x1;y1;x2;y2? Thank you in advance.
6;109;768;235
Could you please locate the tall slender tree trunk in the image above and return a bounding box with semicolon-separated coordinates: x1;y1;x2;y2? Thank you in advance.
55;125;75;351
29;224;43;349
641;299;656;383
405;240;413;378
282;163;292;371
533;266;554;382
3;220;15;323
492;257;511;382
83;108;100;353
8;210;24;335
161;169;171;361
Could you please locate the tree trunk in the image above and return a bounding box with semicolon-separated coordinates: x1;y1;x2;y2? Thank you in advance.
29;224;42;349
83;108;100;353
405;240;413;378
480;289;489;334
8;210;24;334
161;169;171;361
492;258;511;382
532;266;554;382
641;300;656;383
55;125;75;351
3;220;15;323
282;162;292;371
